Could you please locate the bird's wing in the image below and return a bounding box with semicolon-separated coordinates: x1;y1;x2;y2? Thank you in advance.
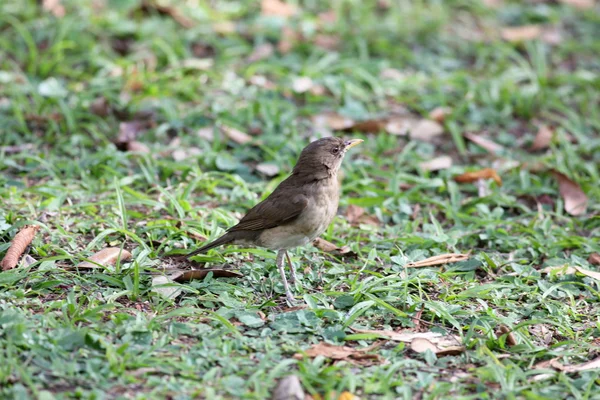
228;189;308;232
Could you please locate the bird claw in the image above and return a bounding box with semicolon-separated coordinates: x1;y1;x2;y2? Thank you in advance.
285;293;296;305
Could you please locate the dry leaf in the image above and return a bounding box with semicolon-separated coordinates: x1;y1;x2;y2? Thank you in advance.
220;125;252;145
312;112;354;130
495;325;517;347
42;0;65;17
407;119;444;141
126;141;150;153
271;375;304;400
1;225;40;271
293;343;383;366
76;247;132;269
464;132;504;153
261;0;297;17
152;275;181;299
313;238;355;257
541;265;600;281
419;156;453;172
501;25;542;42
277;26;299;53
379;68;405;80
247;43;274;63
545;356;600;373
196;126;214;141
313;237;339;252
141;1;194;28
406;253;470;268
560;356;600;373
90;96;110;117
337;392;359;400
351;328;444;343
256;163;280;177
314;34;340;50
455;168;502;186
530;124;553;151
410;337;465;356
344;205;380;227
0;144;35;154
345;205;365;225
171;269;242;282
559;0;595;9
428;107;451;123
116;120;151;146
588;253;600;266
292;76;313;93
551;171;587;216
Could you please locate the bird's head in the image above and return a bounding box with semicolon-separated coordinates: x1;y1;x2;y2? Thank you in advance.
293;136;363;179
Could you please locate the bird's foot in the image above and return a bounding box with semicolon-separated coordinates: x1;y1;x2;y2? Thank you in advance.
285;291;296;305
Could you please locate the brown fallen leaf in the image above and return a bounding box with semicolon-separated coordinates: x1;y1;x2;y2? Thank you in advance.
419;155;452;172
76;247;132;269
171;268;243;282
344;205;380;227
196;126;214;141
551;171;587;216
313;34;340;50
406;253;470;268
428;107;451;123
410;337;465;356
454;168;502;186
247;43;274;63
541;265;600;281
495;325;517;347
293;342;383;366
530;124;553;151
0;144;35;154
42;0;65;17
319;112;444;142
337;392;359;400
501;25;542;42
255;163;280;177
1;225;40;271
115;120;153;151
126;141;150;153
140;0;195;28
313;238;355;257
559;0;595;10
549;356;600;373
271;375;304;400
464;132;504;154
261;0;297;17
220;125;252;145
90;96;110;117
588;253;600;266
292;76;313;93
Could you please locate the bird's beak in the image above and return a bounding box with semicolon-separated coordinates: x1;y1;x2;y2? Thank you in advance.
344;139;363;150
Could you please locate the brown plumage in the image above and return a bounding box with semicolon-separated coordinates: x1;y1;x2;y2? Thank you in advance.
188;136;363;303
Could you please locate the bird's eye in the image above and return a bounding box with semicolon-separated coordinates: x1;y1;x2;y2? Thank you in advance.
331;146;340;154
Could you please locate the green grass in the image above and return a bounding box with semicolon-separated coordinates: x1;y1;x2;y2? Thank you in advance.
1;0;599;398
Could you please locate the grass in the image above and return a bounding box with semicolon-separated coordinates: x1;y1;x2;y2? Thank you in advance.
1;0;599;398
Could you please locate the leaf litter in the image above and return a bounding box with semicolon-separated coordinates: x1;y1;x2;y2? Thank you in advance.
1;225;40;271
293;342;384;366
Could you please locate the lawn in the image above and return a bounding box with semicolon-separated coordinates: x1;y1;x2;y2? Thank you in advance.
1;0;599;399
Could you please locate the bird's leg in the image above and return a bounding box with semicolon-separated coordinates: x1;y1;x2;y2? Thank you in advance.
285;250;298;285
276;250;295;304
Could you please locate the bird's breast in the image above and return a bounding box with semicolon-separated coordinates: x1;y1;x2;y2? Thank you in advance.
258;178;340;250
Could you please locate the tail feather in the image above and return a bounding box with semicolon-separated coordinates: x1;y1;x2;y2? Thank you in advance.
187;233;234;258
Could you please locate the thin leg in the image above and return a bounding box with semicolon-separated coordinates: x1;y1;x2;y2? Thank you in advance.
276;250;295;304
285;250;298;285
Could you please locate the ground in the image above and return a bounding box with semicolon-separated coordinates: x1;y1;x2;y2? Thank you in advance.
1;0;599;399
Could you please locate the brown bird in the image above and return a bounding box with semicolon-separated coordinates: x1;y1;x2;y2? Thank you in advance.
188;137;363;303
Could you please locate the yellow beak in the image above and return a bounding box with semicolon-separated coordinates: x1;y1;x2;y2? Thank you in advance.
344;139;364;150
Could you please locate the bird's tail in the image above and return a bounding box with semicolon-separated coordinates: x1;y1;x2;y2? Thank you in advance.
187;233;234;258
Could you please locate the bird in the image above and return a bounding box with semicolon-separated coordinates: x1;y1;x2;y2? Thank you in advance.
188;136;363;303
